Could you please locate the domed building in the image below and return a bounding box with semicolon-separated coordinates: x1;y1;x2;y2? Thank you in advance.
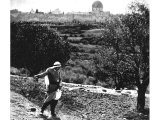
92;1;103;13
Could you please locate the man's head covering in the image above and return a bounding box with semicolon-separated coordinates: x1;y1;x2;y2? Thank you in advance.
53;61;61;68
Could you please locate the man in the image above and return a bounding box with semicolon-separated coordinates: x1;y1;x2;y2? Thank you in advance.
34;61;62;119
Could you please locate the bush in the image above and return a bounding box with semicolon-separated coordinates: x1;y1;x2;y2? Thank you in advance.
89;49;96;54
19;68;31;76
61;66;87;84
71;67;84;74
80;34;84;37
10;67;30;76
71;74;86;84
81;40;89;44
84;76;96;85
11;22;70;75
10;67;21;75
70;46;79;52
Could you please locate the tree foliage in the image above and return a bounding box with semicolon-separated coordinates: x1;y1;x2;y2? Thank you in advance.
125;1;149;112
11;22;70;75
96;3;149;91
94;1;149;111
93;15;136;89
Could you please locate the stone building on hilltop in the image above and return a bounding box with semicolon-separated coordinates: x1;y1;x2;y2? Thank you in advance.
92;0;103;13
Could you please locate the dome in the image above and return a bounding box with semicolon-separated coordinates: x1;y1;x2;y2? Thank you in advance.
92;1;103;12
92;1;103;9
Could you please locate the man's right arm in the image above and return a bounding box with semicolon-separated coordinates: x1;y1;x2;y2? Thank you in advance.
34;69;49;81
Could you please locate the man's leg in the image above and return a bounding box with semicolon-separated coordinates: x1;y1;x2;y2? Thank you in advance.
41;100;51;113
44;92;56;103
50;99;58;116
41;93;52;114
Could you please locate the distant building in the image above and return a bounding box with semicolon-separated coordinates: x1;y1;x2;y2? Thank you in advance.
30;9;35;13
35;9;44;14
36;9;39;13
10;9;19;14
51;9;61;14
92;1;103;13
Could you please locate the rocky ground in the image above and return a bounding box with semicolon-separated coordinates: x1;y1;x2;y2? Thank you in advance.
10;75;149;120
10;91;82;120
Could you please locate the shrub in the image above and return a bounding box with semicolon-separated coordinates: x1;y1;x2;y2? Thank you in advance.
10;67;20;75
84;76;96;85
81;40;89;44
11;22;70;75
89;49;96;54
70;46;79;52
19;68;30;76
71;67;84;74
61;66;87;84
80;34;84;37
61;70;75;83
71;74;86;84
10;67;30;76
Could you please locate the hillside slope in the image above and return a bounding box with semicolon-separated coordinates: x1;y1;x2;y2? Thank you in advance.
10;91;81;120
10;75;149;120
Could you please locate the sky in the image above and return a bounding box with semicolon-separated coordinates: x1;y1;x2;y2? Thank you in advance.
10;0;149;14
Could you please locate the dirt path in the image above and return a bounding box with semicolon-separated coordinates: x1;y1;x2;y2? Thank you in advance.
62;82;149;98
11;75;149;98
10;91;81;120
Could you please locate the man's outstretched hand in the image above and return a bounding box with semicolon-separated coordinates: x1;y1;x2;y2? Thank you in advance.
33;75;38;82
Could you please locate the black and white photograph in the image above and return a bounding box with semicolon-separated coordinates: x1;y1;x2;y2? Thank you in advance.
10;0;150;120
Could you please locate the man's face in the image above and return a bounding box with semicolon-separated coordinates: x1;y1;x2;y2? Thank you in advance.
55;67;60;71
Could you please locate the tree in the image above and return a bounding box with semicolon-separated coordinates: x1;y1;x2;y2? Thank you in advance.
122;1;149;112
99;15;132;89
11;22;70;75
94;1;149;112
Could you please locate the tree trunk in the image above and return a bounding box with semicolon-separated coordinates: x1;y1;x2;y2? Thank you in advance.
137;85;146;112
137;76;149;112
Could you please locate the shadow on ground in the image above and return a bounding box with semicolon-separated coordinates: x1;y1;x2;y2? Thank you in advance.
123;108;149;120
